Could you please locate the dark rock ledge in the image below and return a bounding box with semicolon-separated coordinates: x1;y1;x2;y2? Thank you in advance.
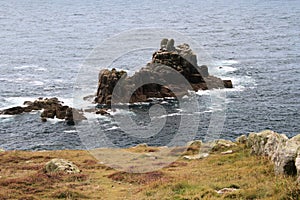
0;97;86;125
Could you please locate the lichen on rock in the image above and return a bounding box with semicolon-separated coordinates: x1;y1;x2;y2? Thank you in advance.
246;130;300;179
44;158;80;174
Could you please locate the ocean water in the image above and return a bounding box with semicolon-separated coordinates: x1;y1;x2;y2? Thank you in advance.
0;0;299;150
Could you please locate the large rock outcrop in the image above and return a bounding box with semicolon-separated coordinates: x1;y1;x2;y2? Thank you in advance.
95;39;233;105
246;130;300;179
185;130;300;181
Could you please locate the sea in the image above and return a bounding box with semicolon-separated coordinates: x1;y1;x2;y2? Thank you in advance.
0;0;299;150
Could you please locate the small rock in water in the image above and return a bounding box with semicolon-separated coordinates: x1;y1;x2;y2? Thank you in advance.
41;117;47;122
95;109;110;115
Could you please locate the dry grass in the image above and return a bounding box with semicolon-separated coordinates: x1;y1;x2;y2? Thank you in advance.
0;144;299;199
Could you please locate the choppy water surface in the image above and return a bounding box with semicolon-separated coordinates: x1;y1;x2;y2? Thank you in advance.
0;0;299;150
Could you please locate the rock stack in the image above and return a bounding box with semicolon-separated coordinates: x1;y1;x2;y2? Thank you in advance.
95;39;233;105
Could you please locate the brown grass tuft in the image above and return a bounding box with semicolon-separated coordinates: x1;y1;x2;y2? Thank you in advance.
107;171;167;184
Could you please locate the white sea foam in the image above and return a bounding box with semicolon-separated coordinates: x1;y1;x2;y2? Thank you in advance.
0;114;14;118
215;60;239;66
48;117;64;124
109;109;136;116
105;126;120;131
31;81;44;86
217;66;237;72
210;59;238;73
0;97;37;110
83;112;110;120
14;64;39;70
34;67;47;72
63;130;78;133
0;116;14;123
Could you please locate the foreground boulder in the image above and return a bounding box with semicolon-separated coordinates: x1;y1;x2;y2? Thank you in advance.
246;130;300;179
95;39;233;105
44;158;80;174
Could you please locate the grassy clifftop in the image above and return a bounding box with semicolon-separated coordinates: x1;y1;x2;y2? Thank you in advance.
0;144;299;200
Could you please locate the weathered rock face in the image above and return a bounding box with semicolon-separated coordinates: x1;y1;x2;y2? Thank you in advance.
273;135;300;176
44;158;80;174
236;134;247;144
247;130;288;158
95;39;233;105
246;130;300;179
0;98;86;125
296;151;300;182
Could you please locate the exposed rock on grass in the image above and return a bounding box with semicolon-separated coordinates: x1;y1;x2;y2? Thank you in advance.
246;130;300;179
44;158;81;174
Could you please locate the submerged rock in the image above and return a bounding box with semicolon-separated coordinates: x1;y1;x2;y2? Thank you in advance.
95;109;110;115
44;158;80;174
95;39;233;105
